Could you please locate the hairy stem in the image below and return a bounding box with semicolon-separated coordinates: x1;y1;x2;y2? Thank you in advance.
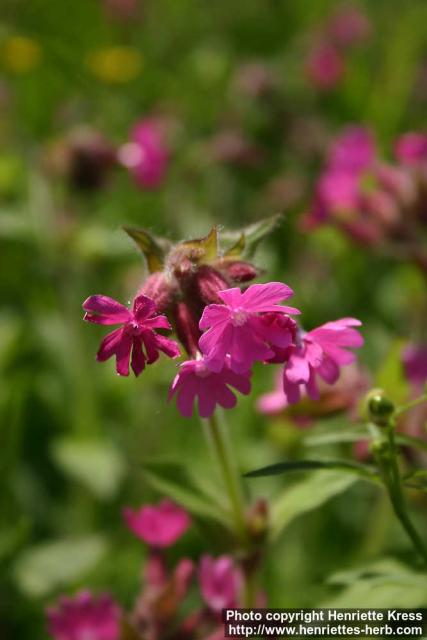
204;413;248;544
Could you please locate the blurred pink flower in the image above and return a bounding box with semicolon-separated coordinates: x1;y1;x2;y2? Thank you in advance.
403;344;427;389
327;4;372;48
47;591;121;640
199;555;241;612
210;129;263;167
282;318;363;405
168;355;251;418
305;42;345;90
123;500;191;547
395;133;427;166
83;294;180;376
199;282;300;374
329;126;375;172
132;553;194;636
119;118;169;189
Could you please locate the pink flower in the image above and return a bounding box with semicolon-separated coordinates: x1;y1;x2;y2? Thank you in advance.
395;133;427;166
199;282;300;374
282;318;363;405
119;118;169;189
328;127;375;172
168;356;251;418
305;42;345;90
123;499;191;547
199;555;241;612
83;294;180;376
46;591;121;640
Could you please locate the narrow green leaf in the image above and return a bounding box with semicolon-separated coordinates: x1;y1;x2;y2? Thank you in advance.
270;471;357;540
142;469;232;529
245;458;376;479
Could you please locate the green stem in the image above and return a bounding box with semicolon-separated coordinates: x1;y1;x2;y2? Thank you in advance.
385;426;427;567
395;394;427;416
203;413;259;607
203;413;248;545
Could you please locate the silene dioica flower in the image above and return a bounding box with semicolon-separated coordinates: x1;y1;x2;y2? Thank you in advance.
83;220;363;418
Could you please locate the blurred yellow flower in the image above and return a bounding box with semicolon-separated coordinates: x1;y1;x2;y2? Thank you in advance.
86;46;142;83
2;36;42;73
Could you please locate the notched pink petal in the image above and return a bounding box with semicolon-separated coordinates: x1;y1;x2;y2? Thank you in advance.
83;294;131;321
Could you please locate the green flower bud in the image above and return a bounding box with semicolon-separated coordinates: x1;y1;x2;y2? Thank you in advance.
365;388;395;426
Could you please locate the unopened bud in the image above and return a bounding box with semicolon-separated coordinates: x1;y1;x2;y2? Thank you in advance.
173;302;201;357
193;265;230;305
365;388;395;426
219;260;259;283
137;272;176;314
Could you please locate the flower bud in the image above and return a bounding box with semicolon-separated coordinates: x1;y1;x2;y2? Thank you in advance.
365;388;395;426
192;265;230;305
173;302;201;357
137;272;176;314
219;260;259;283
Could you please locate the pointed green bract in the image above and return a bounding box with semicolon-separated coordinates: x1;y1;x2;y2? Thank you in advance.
221;213;283;258
123;226;167;272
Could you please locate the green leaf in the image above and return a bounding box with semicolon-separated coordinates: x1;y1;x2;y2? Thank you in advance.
396;433;427;453
324;559;427;607
142;469;232;529
304;428;368;447
13;535;107;597
123;226;166;272
270;471;357;541
51;437;125;500
245;459;376;479
221;214;283;258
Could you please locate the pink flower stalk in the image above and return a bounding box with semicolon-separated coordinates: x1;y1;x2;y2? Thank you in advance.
168;355;251;418
119;118;169;189
123;499;191;547
305;42;345;90
83;294;180;376
395;133;427;167
282;319;364;405
199;555;241;612
199;282;300;374
46;591;121;640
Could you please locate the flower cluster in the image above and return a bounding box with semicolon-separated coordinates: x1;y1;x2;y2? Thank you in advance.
46;500;242;640
303;127;427;269
84;271;363;418
83;225;364;418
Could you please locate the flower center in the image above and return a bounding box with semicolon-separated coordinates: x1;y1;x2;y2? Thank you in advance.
230;307;249;327
194;361;211;378
125;319;141;336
